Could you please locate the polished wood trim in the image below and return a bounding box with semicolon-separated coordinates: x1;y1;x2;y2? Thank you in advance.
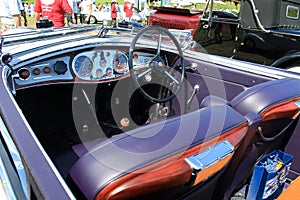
261;97;300;121
96;123;248;200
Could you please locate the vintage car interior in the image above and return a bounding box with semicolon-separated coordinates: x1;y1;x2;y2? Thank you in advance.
1;26;300;199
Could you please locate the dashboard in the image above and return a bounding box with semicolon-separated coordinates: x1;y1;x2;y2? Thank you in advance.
14;48;156;87
72;50;129;80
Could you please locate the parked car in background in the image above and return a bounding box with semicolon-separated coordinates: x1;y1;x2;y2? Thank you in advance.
90;5;146;24
131;7;147;22
149;0;300;72
89;6;115;24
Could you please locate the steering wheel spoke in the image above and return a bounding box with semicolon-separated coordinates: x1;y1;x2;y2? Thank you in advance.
164;70;180;85
156;30;162;56
137;67;152;79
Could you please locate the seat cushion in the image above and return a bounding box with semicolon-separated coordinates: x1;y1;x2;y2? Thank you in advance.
69;105;247;199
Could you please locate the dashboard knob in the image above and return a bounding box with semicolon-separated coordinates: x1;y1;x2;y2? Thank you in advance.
54;61;67;75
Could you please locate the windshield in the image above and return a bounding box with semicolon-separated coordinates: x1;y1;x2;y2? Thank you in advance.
131;27;197;53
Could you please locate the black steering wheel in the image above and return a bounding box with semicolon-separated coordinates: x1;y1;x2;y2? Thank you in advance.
128;26;185;103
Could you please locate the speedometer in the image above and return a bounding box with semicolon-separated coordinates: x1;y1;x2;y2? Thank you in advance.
73;55;93;79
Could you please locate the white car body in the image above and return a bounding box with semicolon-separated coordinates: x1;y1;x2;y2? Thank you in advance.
90;5;125;24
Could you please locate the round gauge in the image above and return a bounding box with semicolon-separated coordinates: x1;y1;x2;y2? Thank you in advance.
112;53;128;74
18;68;30;80
73;55;93;79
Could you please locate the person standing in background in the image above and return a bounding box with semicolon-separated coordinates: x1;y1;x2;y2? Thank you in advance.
19;0;28;26
79;0;92;24
116;1;122;21
110;0;117;27
30;3;34;17
67;0;79;24
123;0;133;21
97;3;102;11
34;0;73;28
0;0;23;32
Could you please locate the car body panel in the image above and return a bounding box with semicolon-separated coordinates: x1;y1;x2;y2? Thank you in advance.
0;25;300;199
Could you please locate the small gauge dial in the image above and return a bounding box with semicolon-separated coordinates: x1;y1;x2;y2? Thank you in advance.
73;55;93;79
112;52;129;74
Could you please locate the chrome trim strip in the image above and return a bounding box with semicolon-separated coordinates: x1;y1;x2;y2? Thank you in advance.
184;50;300;80
0;157;16;200
294;100;300;108
16;38;111;62
185;140;234;170
0;115;28;198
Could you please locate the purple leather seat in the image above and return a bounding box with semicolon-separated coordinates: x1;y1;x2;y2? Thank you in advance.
68;105;247;199
201;77;300;115
201;77;300;199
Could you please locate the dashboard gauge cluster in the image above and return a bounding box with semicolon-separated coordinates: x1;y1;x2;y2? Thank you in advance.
15;57;73;86
72;50;129;80
14;50;156;87
131;52;154;70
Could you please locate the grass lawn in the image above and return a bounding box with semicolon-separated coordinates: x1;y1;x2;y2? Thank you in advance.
24;14;36;27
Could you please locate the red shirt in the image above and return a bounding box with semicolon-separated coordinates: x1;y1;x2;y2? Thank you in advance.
34;0;72;27
111;3;117;19
124;1;133;18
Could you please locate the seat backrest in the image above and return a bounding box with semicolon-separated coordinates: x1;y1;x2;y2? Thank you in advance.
231;77;300;144
201;78;300;117
231;77;300;116
211;78;300;199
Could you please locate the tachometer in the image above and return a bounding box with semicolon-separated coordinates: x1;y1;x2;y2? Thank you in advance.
73;55;93;79
112;52;129;74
